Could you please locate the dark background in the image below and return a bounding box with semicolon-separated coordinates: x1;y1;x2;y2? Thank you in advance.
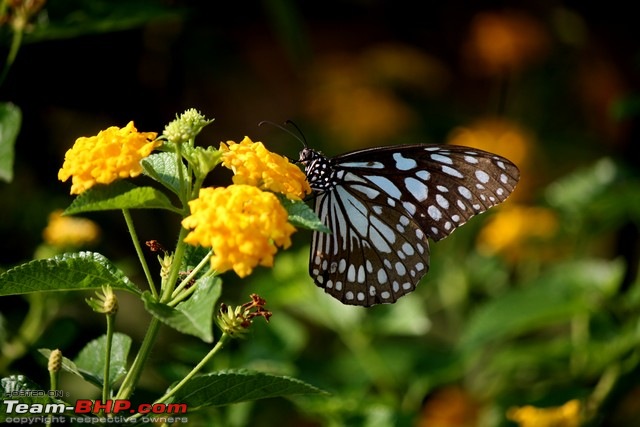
2;1;640;426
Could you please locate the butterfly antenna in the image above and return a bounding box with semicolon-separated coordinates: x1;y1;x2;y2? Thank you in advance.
258;120;308;149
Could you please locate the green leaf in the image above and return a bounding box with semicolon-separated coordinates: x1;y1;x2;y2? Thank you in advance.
181;245;212;274
1;375;71;421
38;349;86;381
0;102;21;183
459;259;624;351
24;1;182;43
279;196;330;233
39;334;131;389
142;276;221;342
167;369;326;409
0;251;140;296
73;333;132;388
546;158;618;213
63;181;180;214
141;152;183;196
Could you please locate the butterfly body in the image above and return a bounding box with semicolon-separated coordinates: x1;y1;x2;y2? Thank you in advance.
299;144;520;307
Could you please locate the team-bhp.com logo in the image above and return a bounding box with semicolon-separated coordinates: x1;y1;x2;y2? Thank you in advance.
3;399;188;424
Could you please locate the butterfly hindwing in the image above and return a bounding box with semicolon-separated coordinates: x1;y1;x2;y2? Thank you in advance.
302;144;520;306
310;178;431;306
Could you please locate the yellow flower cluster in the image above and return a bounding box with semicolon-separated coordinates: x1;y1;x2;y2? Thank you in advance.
58;121;160;194
42;210;101;248
220;136;310;200
507;400;581;427
182;185;296;277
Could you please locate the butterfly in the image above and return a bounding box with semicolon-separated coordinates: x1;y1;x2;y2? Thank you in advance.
298;143;520;306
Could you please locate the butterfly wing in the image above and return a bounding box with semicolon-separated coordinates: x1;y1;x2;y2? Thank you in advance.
308;144;520;306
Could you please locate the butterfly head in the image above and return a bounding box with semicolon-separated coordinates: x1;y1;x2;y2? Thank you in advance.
299;147;335;191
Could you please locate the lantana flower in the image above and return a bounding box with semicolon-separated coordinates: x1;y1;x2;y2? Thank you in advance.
220;136;311;200
42;210;101;248
58;121;160;194
182;185;296;277
163;108;213;144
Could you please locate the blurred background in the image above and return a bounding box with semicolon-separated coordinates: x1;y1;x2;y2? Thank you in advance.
1;1;639;426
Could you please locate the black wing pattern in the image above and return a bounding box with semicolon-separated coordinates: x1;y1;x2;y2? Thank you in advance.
301;144;520;306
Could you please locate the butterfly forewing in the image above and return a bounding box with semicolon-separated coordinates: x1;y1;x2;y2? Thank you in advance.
303;144;520;306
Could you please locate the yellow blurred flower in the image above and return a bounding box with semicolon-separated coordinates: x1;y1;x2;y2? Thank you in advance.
182;185;296;277
42;210;100;248
447;117;532;201
447;117;529;167
477;205;559;260
463;10;549;76
220;136;310;200
507;399;582;427
58;121;160;195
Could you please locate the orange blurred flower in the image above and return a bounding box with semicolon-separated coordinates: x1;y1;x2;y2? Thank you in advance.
305;43;449;147
463;10;549;76
417;386;480;427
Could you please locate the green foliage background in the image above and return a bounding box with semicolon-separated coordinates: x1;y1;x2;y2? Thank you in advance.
2;1;640;426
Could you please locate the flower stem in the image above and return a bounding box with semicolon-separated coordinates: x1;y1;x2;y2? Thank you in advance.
160;225;190;302
115;316;162;400
126;333;231;421
47;355;59;427
0;18;22;87
122;209;158;298
169;250;212;303
102;314;115;406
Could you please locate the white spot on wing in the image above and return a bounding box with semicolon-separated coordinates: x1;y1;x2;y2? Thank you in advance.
464;155;479;164
431;153;453;164
404;177;429;201
341;161;385;169
347;265;356;282
458;186;472;199
351;184;380;199
393;152;418;170
475;170;490;184
428;205;442;221
402;242;415;256
416;170;431;180
378;269;387;284
403;201;417;215
436;194;449;209
365;175;402;199
442;165;464;178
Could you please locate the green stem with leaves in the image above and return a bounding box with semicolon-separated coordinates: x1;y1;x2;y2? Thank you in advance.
116;223;190;399
127;333;232;421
